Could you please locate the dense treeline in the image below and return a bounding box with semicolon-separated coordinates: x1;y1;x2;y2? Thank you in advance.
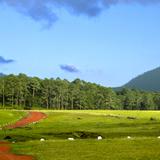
0;74;160;110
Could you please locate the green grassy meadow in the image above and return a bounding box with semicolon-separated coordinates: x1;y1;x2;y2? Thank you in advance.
0;110;26;127
1;110;160;160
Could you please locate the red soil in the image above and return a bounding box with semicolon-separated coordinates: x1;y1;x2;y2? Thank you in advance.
7;111;47;129
0;142;33;160
0;111;47;160
0;145;10;152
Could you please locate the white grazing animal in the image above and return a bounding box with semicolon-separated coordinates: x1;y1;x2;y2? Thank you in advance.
40;138;45;142
157;136;160;139
68;138;74;141
127;136;131;139
97;136;102;140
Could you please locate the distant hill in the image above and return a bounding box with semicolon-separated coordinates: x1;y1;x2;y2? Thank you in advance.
121;67;160;92
0;73;5;77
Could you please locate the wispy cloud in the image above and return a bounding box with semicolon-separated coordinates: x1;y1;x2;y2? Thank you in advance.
1;0;160;27
60;64;79;73
0;56;14;64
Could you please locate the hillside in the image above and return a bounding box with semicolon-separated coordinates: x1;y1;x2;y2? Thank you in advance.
0;73;5;77
123;67;160;91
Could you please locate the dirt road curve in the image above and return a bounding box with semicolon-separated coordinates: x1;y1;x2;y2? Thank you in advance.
0;142;33;160
7;111;47;129
0;111;47;160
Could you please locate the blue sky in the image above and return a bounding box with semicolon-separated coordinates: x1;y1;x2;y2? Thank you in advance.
0;1;160;87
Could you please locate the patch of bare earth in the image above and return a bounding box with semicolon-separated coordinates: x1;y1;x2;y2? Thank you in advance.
0;111;47;160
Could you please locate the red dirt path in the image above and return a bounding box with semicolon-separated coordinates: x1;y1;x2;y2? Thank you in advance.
0;111;47;160
7;111;47;129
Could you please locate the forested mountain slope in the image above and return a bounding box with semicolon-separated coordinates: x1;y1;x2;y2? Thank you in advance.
123;67;160;91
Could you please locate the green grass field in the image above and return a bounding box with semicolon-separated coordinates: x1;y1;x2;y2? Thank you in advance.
0;110;26;127
1;110;160;160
